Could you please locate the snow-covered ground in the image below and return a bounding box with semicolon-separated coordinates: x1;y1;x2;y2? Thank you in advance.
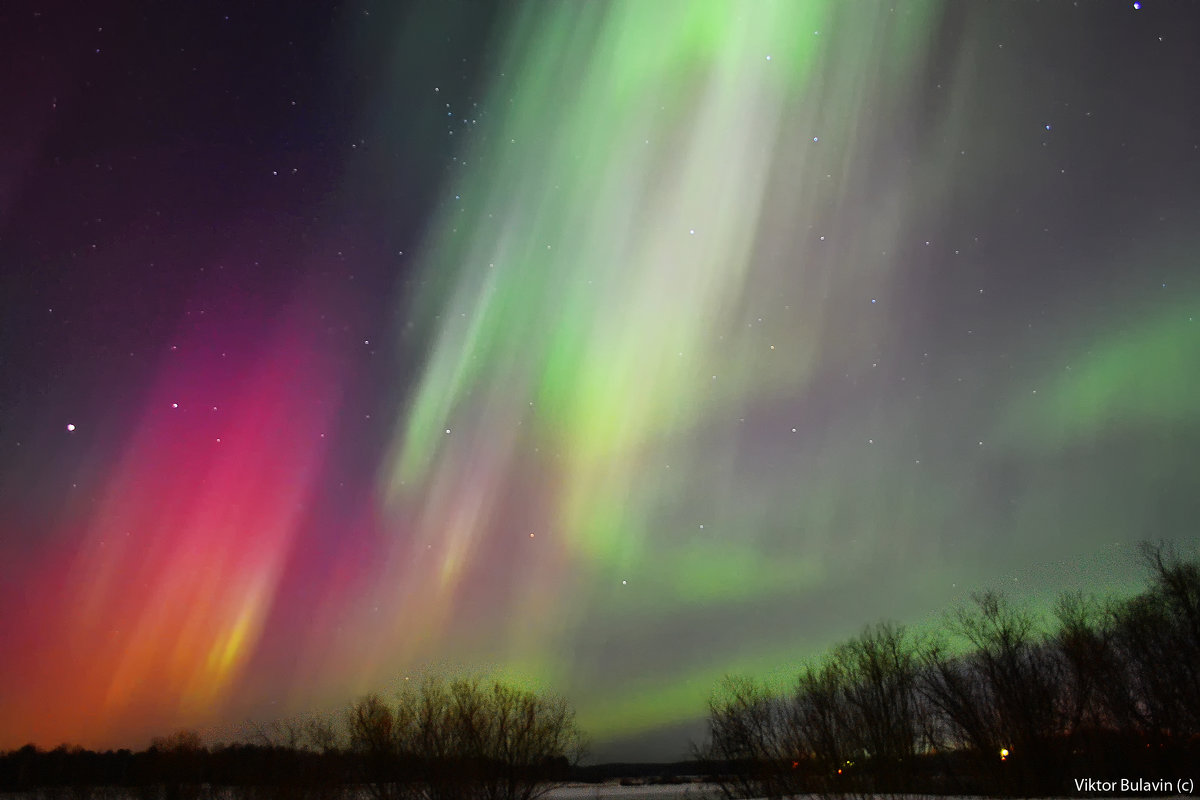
541;788;1191;800
545;784;720;800
2;788;1187;800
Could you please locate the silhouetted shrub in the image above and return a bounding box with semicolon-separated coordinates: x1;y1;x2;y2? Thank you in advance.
348;676;583;800
698;541;1200;798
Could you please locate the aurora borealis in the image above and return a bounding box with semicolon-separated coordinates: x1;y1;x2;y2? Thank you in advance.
1;0;1198;761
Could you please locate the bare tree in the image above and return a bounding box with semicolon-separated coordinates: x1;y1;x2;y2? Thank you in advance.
304;715;343;756
1053;592;1109;735
919;591;1070;794
695;676;795;800
1133;541;1200;737
790;660;853;795
835;622;930;796
919;637;997;758
349;677;581;800
702;628;939;798
348;693;414;800
242;715;347;800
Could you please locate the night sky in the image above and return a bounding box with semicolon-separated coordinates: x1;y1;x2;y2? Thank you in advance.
2;1;1199;761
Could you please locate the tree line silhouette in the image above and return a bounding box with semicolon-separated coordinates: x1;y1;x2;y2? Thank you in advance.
695;542;1200;798
4;542;1197;797
0;677;582;800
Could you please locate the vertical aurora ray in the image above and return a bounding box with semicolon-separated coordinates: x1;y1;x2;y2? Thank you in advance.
377;1;957;736
2;300;343;748
4;0;1195;758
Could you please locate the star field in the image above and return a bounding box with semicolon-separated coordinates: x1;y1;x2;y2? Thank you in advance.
1;0;1199;762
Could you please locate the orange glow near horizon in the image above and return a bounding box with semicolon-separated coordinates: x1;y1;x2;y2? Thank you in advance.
0;304;341;750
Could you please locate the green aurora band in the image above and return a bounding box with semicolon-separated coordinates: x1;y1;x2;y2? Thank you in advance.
358;1;1199;746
